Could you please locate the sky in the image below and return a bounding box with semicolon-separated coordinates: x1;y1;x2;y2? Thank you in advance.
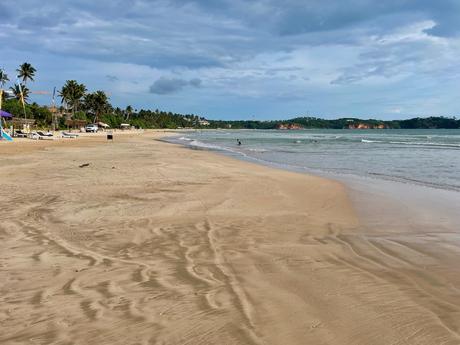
1;0;460;120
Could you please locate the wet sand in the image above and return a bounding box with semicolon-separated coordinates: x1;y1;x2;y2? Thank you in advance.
1;132;460;344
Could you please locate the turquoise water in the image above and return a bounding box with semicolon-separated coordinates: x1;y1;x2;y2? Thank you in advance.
172;129;460;192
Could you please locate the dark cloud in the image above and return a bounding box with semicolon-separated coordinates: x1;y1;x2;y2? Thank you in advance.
168;0;460;38
106;75;119;82
1;0;460;70
149;78;188;95
189;78;202;87
149;77;202;95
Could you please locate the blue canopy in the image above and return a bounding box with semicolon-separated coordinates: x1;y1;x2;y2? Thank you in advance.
0;110;13;118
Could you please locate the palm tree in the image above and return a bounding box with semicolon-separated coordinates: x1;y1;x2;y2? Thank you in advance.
59;80;87;118
16;62;36;85
10;83;30;103
124;105;133;121
0;68;9;88
83;90;109;123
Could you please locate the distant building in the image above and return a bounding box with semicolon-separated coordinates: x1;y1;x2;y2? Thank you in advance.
65;119;86;129
348;123;387;129
277;123;303;130
199;119;210;126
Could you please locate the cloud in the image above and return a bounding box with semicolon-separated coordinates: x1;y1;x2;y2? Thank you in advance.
330;20;451;85
149;78;188;95
1;0;460;118
2;1;459;70
149;77;203;95
106;75;119;82
172;0;460;38
189;78;202;87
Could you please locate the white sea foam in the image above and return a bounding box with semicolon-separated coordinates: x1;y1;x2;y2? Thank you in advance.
389;141;460;148
178;136;193;141
361;139;460;148
247;148;268;152
189;139;251;157
189;140;221;149
361;139;382;143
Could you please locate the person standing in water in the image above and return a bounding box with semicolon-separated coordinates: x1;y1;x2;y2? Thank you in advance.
237;139;242;146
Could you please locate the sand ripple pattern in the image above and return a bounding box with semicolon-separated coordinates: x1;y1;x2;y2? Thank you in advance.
1;135;460;345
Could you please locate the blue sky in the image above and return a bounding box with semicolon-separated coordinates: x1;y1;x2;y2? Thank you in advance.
1;0;460;120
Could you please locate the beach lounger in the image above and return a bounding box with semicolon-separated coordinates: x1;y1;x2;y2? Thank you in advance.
31;132;54;140
37;131;54;137
61;131;79;138
14;130;28;138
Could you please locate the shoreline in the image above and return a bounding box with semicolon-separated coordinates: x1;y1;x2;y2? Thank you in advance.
166;129;460;193
166;133;460;232
1;133;460;344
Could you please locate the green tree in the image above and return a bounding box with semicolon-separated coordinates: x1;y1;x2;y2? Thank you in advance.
9;84;30;103
29;102;52;126
124;105;133;121
2;98;31;118
59;80;87;118
83;90;110;122
16;63;36;85
0;68;9;88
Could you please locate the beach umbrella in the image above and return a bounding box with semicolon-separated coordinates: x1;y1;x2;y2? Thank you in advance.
0;110;13;118
97;121;110;128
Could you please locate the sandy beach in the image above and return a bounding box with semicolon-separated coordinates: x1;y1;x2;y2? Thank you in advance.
1;132;460;345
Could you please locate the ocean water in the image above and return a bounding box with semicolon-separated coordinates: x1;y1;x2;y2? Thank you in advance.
170;129;460;192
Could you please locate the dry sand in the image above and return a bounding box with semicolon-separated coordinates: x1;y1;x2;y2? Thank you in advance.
1;132;460;344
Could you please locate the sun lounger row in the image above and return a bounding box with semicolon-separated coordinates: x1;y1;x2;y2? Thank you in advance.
62;132;79;138
30;131;54;140
14;131;80;140
14;130;28;138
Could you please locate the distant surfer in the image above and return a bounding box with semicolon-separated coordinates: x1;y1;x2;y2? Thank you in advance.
237;139;242;146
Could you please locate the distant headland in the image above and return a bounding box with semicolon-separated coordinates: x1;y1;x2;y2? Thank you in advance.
208;116;460;130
